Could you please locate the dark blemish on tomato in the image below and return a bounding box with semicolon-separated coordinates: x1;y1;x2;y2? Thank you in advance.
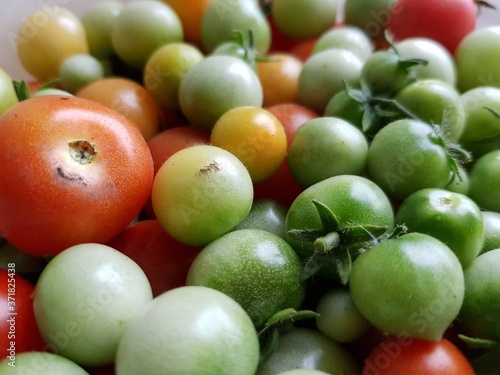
61;97;70;100
199;161;221;175
56;167;87;186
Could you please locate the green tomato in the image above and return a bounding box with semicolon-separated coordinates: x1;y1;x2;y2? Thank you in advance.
178;55;263;130
313;25;374;62
201;0;270;55
186;229;305;328
468;149;500;213
33;243;153;367
395;38;457;88
111;0;183;69
444;164;469;196
298;49;363;113
255;327;360;375
81;0;124;60
395;79;466;142
116;286;260;375
480;211;500;254
349;232;465;341
458;249;500;342
455;26;500;92
151;145;254;246
285;174;394;281
287;117;368;187
0;68;19;116
344;0;397;42
395;188;484;268
323;89;364;128
459;86;500;159
273;371;331;375
271;0;339;40
315;287;372;343
58;54;105;94
0;352;89;374
366;119;452;201
232;199;289;240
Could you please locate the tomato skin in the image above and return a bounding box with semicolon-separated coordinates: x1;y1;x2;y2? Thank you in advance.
107;220;201;297
0;269;46;354
0;96;154;257
0;68;19;116
362;336;475;375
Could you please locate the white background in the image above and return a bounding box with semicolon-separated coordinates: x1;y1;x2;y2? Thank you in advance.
0;0;498;81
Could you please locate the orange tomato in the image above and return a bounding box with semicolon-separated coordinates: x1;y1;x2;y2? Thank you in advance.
163;0;214;43
76;77;162;141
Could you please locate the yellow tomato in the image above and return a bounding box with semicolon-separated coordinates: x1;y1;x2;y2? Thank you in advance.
210;106;287;182
16;6;89;82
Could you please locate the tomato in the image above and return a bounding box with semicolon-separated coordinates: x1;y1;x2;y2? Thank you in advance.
366;119;452;201
455;27;500;93
0;95;154;257
179;55;263;130
395;79;465;142
394;38;457;88
58;54;105;94
285;174;395;282
163;0;214;43
233;199;289;240
107;220;201;297
312;25;374;62
457;248;500;342
143;42;204;112
468;149;500;213
111;0;183;69
0;242;46;284
256;327;360;375
33;243;153;367
201;0;270;55
298;49;363;113
0;268;45;355
257;53;302;107
362;336;475;375
76;77;162;141
151;145;253;246
271;0;338;40
394;188;484;268
273;371;330;375
386;0;477;55
186;229;305;328
343;0;397;43
0;351;90;374
459;86;500;159
315;286;372;343
0;68;18;116
81;1;124;60
210;106;287;182
16;6;89;82
480;211;500;254
290;39;317;61
115;286;260;375
323;90;364;128
287;117;368;187
349;232;465;341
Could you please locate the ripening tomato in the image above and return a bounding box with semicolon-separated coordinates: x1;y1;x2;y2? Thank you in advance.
0;96;154;257
162;0;213;43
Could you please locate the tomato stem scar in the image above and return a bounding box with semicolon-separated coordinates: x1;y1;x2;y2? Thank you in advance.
68;140;96;165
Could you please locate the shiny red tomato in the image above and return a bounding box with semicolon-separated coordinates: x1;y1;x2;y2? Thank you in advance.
0;268;45;354
0;96;154;257
362;336;475;375
107;220;201;297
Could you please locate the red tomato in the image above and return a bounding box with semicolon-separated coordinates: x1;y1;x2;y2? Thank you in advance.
0;268;46;354
268;16;302;53
386;0;477;54
253;103;318;205
362;336;475;375
107;220;201;297
290;38;317;61
0;96;154;257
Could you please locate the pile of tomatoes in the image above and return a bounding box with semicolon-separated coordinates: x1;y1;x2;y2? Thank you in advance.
1;0;500;374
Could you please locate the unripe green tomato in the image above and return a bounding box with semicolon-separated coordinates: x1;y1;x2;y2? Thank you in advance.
468;149;500;213
0;352;89;374
0;68;19;116
313;26;374;62
58;54;105;94
480;211;500;254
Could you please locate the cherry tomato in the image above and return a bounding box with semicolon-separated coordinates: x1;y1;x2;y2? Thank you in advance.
0;95;154;257
0;269;45;355
163;0;214;43
16;6;89;81
0;68;18;116
0;352;90;374
76;77;163;141
480;211;500;254
468;149;500;213
233;199;289;240
107;220;201;297
210;106;287;182
313;25;374;62
362;336;475;374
